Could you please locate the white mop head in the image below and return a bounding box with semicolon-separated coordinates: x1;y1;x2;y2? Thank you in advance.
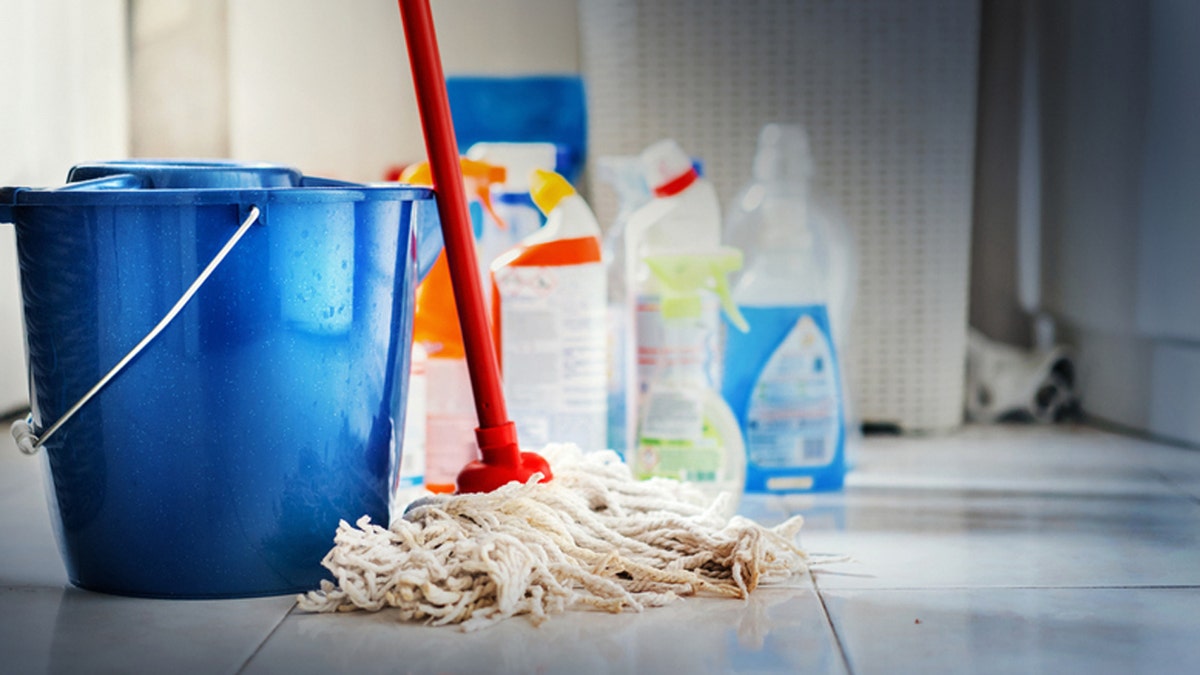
297;444;808;631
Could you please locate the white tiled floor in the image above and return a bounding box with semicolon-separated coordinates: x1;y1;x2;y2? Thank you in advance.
2;423;1199;673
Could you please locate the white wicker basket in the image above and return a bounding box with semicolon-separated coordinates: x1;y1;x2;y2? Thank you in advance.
580;0;980;431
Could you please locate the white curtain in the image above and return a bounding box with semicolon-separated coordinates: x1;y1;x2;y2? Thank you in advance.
0;0;129;412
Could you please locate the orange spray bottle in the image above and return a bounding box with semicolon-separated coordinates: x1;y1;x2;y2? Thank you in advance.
401;159;507;493
490;169;607;452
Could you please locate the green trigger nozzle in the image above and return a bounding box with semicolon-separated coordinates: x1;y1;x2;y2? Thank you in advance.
643;247;748;332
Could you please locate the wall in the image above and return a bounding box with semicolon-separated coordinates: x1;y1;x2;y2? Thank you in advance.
129;0;580;181
969;0;1031;348
1039;0;1152;430
19;0;1198;440
0;0;578;415
0;0;130;414
130;0;230;158
1134;0;1200;444
978;0;1200;444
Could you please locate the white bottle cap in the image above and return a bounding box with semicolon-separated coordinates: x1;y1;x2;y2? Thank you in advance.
753;124;814;183
640;139;698;197
466;142;558;191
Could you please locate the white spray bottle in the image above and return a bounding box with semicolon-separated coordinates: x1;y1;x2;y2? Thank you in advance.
467;141;557;242
635;251;748;510
625;139;726;417
626;139;747;509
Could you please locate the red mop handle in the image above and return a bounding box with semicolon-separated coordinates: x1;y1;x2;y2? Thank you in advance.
397;0;516;464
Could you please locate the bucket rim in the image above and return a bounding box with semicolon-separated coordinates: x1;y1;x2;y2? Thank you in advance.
2;182;435;210
2;159;435;211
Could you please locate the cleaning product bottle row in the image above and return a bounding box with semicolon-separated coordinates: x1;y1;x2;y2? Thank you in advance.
597;128;855;498
398;128;853;504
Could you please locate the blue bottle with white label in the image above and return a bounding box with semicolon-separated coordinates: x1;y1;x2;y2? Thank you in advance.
722;124;845;492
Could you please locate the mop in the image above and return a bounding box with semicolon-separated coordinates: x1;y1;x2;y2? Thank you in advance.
297;445;807;631
296;0;809;630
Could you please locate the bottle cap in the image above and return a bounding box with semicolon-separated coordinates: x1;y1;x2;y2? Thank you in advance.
529;168;576;215
753;124;814;183
466;142;558;190
640;139;698;197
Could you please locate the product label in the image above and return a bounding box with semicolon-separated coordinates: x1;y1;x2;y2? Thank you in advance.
722;305;844;491
495;262;607;451
634;396;723;483
639;387;705;441
397;347;427;490
606;301;628;456
632;291;728;486
392;346;428;515
424;356;480;488
634;293;722;400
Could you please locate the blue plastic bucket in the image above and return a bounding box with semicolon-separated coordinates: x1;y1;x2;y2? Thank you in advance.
0;161;441;598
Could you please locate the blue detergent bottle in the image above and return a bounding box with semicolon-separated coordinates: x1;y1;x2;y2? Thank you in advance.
722;124;846;492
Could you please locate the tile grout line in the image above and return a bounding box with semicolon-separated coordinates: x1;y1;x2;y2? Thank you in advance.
812;584;1200;592
235;600;297;675
1149;465;1200;507
813;576;856;675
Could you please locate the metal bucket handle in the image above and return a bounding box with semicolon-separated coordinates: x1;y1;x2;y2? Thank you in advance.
10;205;264;455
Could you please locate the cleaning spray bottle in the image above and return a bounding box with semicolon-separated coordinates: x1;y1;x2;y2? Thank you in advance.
490;169;606;451
721;124;847;492
635;251;748;507
596;156;651;458
467;141;558;243
624;138;724;449
624;138;744;504
401;158;506;493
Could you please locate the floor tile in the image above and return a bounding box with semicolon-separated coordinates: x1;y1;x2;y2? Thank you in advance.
809;528;1200;590
749;426;1200;590
0;454;68;586
0;585;294;674
3;423;1198;672
1145;442;1200;501
0;587;66;674
801;488;1200;589
244;587;846;675
1166;477;1200;502
845;424;1183;498
823;587;1200;675
0;429;45;497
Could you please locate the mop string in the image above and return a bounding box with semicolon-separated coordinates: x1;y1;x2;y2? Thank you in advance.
10;206;262;455
297;444;812;631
